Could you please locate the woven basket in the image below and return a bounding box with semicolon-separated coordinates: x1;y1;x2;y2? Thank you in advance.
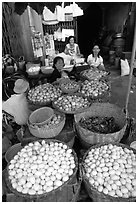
80;79;111;102
74;103;127;148
60;80;80;94
40;66;54;75
81;142;136;202
5;143;22;163
28;111;66;138
52;93;91;115
5;139;79;202
28;107;54;126
80;69;110;81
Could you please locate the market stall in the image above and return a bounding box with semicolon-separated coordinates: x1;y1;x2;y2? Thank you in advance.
2;2;136;202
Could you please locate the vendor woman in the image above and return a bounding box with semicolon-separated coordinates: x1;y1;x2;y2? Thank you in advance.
87;45;105;70
49;56;69;83
64;36;83;58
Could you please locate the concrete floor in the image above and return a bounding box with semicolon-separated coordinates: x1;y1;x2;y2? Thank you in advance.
106;65;136;119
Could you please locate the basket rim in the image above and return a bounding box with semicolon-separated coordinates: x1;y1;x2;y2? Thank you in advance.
26;84;62;106
28;107;55;125
52;94;91;114
81;142;136;201
5;139;78;199
60;81;80;94
28;111;66;130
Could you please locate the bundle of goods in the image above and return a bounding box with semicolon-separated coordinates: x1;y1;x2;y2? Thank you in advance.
74;103;127;148
79;116;120;134
53;94;91;114
80;80;110;100
80;69;109;81
59;79;80;94
27;83;62;106
5;139;79;202
81;143;136;202
26;63;40;76
40;66;54;75
28;107;65;138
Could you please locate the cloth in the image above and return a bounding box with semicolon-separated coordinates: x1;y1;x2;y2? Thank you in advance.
2;94;29;125
87;54;104;67
61;29;74;42
64;43;80;56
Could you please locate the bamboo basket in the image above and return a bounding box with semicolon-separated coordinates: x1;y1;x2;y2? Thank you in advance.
60;80;80;94
28;107;54;126
81;142;136;202
52;93;91;115
5;139;79;202
27;111;66;138
74;103;127;148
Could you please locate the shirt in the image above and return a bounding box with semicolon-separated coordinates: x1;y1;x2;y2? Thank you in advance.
87;54;104;67
64;43;80;56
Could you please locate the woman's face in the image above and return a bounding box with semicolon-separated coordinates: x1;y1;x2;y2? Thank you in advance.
55;59;64;71
93;45;100;55
69;37;75;45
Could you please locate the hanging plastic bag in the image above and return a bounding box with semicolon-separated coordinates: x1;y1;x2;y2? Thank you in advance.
64;5;73;21
121;59;130;76
55;2;65;22
71;3;84;17
43;6;58;25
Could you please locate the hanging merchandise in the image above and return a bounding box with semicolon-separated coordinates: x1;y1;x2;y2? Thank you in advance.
43;6;58;25
62;29;74;42
64;5;73;21
54;27;62;41
31;30;43;58
70;2;84;17
44;33;55;56
55;2;65;22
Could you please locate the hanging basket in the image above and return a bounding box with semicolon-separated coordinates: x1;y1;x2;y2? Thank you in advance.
74;103;127;149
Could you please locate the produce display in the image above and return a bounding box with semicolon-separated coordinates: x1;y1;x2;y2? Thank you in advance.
27;83;62;104
31;113;64;129
60;80;80;93
80;80;109;98
81;69;108;81
83;144;136;199
53;95;91;113
79;116;120;134
7;140;77;195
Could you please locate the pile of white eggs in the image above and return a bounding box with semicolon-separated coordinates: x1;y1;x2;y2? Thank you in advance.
8;140;77;195
83;144;136;198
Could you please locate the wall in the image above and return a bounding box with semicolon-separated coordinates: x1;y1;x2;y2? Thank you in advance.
105;3;130;33
105;3;136;51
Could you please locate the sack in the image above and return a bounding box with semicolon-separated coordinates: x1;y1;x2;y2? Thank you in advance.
2;94;30;125
121;59;130;76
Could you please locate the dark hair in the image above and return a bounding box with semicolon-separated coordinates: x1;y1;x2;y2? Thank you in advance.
68;36;75;43
91;44;100;57
53;56;64;69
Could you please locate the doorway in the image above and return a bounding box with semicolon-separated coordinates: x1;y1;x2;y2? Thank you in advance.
77;3;103;58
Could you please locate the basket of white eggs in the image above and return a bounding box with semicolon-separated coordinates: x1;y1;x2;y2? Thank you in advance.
5;139;80;202
81;142;136;202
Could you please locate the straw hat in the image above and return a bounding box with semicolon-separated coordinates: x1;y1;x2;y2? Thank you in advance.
13;79;29;93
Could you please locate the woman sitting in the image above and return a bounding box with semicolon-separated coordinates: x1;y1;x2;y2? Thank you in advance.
49;56;69;83
64;36;83;58
87;45;105;70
